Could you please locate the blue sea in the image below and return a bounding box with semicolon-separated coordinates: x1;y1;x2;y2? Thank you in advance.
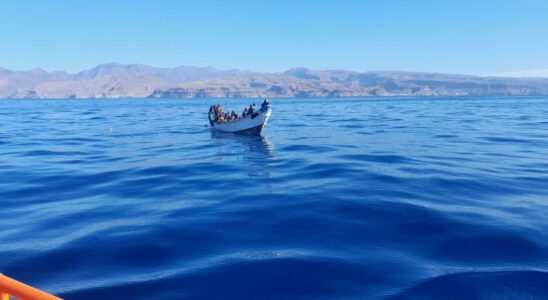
1;97;547;299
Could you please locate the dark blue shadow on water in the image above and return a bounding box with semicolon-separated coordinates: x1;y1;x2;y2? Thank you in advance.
60;257;384;300
391;271;548;300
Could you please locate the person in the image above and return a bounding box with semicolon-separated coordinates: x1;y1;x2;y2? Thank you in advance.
262;98;269;107
248;104;254;114
242;107;248;117
208;106;215;126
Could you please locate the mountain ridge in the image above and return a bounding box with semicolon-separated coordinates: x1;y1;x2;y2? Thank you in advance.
2;64;548;99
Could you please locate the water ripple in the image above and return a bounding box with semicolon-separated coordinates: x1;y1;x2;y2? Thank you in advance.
0;97;547;299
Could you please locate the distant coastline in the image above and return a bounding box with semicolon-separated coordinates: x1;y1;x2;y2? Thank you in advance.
2;63;548;99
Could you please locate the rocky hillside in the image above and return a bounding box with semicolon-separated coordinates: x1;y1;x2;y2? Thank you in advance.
2;64;548;99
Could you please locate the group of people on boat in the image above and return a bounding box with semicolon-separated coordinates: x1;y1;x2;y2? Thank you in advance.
209;99;269;125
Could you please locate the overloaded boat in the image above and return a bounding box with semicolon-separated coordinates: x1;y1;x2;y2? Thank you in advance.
209;100;272;135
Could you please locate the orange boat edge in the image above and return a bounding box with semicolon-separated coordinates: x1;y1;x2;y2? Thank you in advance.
0;274;61;300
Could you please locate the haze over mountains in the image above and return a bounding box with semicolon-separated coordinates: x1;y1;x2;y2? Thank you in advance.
2;63;548;99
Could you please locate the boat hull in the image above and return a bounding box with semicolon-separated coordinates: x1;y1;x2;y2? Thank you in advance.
211;106;271;135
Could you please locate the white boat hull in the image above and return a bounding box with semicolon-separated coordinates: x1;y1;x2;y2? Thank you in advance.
211;106;271;135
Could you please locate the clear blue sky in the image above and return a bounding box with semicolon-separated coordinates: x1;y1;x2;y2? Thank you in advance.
1;0;547;74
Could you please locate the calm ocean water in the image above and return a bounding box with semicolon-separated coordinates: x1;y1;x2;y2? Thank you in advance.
1;97;547;299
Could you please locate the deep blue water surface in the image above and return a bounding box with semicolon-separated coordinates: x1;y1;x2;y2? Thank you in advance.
1;97;547;299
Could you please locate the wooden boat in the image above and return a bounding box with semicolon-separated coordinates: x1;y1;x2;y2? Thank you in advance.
209;104;271;135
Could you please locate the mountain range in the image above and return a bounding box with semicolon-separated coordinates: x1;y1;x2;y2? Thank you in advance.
2;63;548;99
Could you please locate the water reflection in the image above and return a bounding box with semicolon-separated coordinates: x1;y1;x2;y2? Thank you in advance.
210;132;274;187
210;131;274;160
